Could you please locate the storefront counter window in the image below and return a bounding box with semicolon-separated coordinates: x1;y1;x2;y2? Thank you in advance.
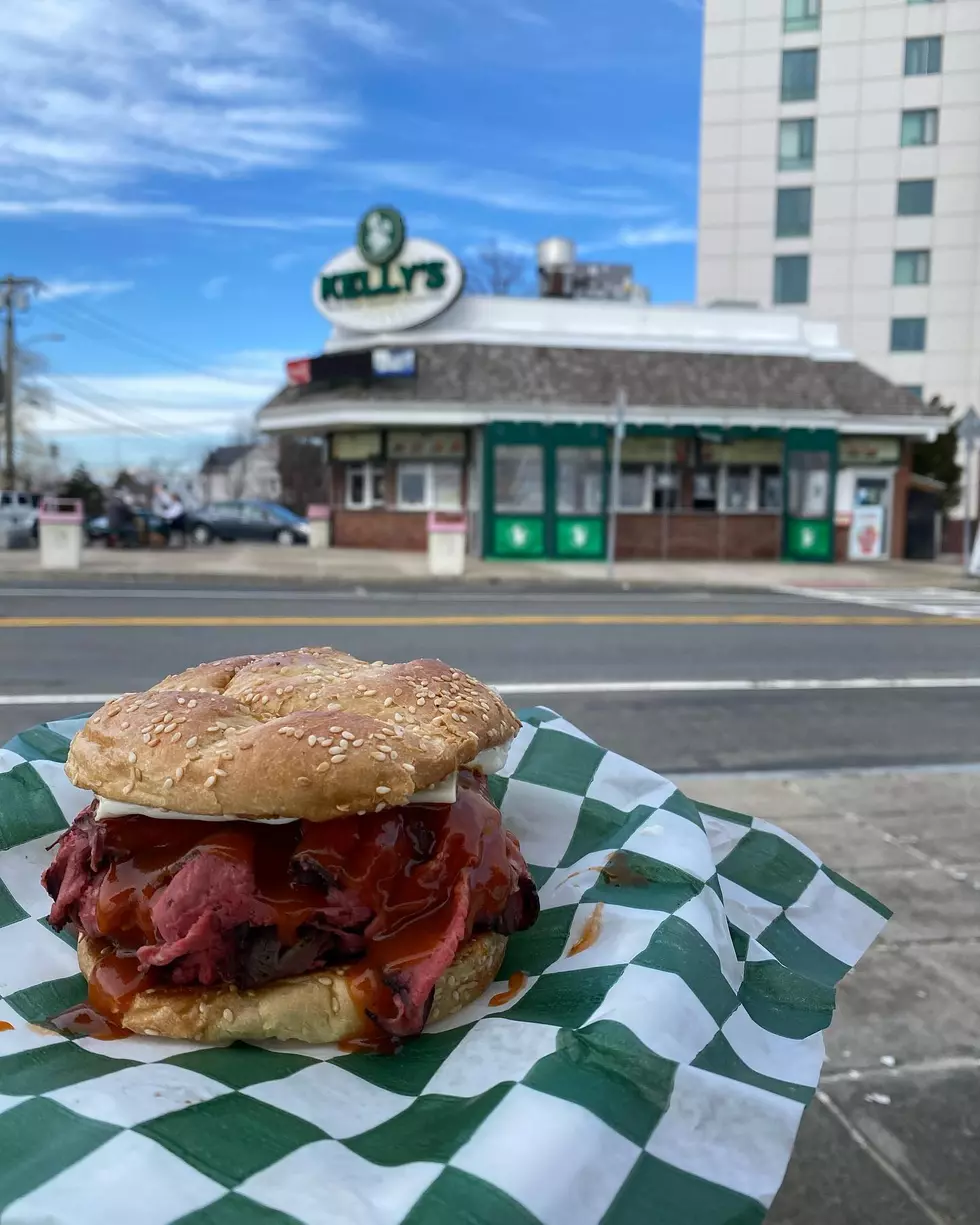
724;465;753;511
396;461;462;511
345;462;385;510
692;468;718;511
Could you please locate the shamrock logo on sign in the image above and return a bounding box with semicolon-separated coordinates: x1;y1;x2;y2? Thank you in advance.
570;523;589;550
800;526;817;551
509;523;529;549
357;207;406;266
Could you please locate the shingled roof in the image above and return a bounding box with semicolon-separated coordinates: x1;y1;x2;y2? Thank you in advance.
259;343;937;420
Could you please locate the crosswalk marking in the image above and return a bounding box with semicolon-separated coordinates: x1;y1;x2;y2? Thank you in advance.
782;585;980;619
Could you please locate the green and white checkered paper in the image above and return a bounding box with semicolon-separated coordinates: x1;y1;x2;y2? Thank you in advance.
0;709;889;1225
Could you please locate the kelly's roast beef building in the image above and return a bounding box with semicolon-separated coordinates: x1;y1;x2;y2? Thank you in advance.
257;209;947;563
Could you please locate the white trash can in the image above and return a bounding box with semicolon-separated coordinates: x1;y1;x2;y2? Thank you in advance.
307;504;331;549
39;497;84;570
427;512;467;577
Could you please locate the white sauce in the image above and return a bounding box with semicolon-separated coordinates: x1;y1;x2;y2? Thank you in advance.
94;737;514;823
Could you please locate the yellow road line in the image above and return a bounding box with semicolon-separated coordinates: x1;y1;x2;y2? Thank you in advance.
0;614;978;628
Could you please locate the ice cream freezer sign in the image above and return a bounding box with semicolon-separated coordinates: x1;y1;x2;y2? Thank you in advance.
313;206;465;333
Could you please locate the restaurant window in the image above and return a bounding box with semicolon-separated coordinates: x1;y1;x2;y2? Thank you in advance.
784;0;819;33
787;451;831;518
897;179;934;216
905;36;942;76
345;462;385;510
901;108;939;147
776;187;812;238
617;464;678;512
396;462;462;511
723;466;754;512
557;447;604;514
494;445;543;513
760;466;783;511
781;48;818;102
692;469;718;511
779;119;815;170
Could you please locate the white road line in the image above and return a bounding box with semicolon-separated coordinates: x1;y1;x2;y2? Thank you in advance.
778;583;980;618
4;675;980;706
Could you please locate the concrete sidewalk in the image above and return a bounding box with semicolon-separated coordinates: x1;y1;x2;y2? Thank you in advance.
0;542;972;590
681;766;980;1225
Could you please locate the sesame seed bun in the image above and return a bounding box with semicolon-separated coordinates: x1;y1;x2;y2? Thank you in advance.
65;648;520;821
76;931;507;1044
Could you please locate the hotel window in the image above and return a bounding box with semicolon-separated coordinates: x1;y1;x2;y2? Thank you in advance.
396;462;462;511
779;118;815;170
897;179;934;215
776;187;812;237
774;254;809;304
345;462;385;510
891;317;927;352
781;48;818;101
901;109;939;147
784;0;819;32
894;250;931;286
902;385;924;399
905;36;942;75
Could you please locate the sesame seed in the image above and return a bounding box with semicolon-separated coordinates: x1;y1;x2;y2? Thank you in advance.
330;726;343;734
176;698;186;706
394;713;404;723
342;731;355;741
352;738;364;747
120;721;130;729
175;767;184;781
153;723;165;734
332;754;348;764
316;761;331;772
214;768;227;778
261;696;269;705
298;777;310;786
294;730;303;740
215;740;228;749
207;725;219;732
239;742;253;750
376;786;391;795
376;803;387;812
163;778;174;790
276;687;283;696
127;751;138;765
371;751;386;761
186;736;198;749
285;685;295;694
122;782;134;795
403;763;415;772
389;750;398;760
148;737;161;747
327;702;342;712
417;698;425;707
220;751;234;760
383;696;394;708
331;998;341;1014
371;660;383;667
308;735;318;747
278;727;289;736
394;688;403;696
204;775;217;788
364;689;377;697
187;700;197;708
222;1009;234;1022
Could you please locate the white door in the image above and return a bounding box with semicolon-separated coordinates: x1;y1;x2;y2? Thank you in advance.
847;470;894;560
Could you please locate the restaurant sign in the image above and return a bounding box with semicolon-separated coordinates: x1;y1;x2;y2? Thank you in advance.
313;207;465;334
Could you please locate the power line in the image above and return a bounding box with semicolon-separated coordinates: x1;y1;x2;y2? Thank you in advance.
38;295;275;389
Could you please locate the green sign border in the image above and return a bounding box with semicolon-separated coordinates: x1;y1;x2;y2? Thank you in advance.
356;206;406;266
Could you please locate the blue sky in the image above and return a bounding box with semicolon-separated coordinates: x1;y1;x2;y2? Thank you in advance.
1;0;702;477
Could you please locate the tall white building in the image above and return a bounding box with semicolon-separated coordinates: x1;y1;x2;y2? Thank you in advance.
698;0;980;422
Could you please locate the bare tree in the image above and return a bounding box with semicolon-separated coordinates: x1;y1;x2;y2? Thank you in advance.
466;240;532;296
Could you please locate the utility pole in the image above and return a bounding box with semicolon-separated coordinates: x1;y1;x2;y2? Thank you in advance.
1;275;41;489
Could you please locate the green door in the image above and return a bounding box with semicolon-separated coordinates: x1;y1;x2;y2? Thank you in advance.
782;429;837;562
484;423;607;559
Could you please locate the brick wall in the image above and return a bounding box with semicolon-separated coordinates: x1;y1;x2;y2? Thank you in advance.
331;509;428;551
615;513;781;560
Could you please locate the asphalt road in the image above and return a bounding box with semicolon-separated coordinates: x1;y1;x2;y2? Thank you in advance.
1;580;979;772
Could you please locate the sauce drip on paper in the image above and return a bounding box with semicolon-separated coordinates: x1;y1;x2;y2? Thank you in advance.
568;903;604;956
489;970;527;1007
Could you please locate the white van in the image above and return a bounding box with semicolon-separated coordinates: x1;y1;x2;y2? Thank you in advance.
0;491;39;544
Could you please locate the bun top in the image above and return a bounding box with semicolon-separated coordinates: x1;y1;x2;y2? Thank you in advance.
66;648;520;821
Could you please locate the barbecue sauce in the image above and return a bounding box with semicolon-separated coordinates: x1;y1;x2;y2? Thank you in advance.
0;1021;13;1033
59;771;515;1046
489;971;527;1007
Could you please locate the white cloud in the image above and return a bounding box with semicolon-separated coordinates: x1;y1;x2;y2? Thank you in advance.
200;275;229;300
340;160;669;218
0;196;352;230
37;278;135;302
614;222;698;247
41;349;288;438
0;0;393;205
323;1;401;52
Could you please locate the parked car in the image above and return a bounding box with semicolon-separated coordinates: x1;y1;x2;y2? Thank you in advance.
186;500;310;545
0;491;40;544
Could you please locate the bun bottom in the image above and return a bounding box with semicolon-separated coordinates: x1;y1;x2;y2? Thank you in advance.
77;932;507;1044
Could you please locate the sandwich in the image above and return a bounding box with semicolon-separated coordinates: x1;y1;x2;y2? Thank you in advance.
42;648;539;1047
